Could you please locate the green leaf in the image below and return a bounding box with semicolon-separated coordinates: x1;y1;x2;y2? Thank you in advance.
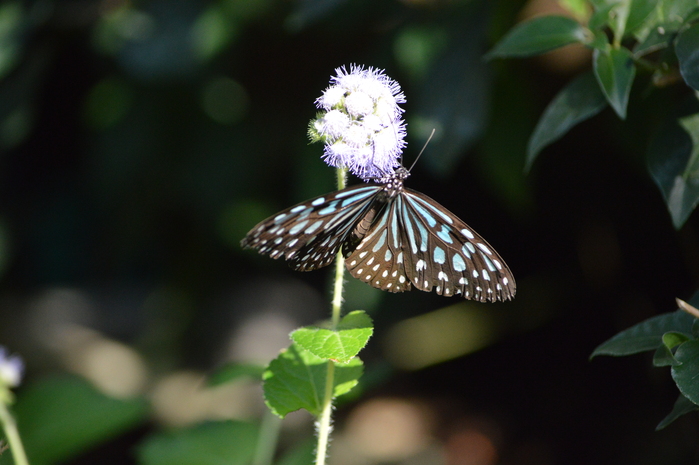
649;111;699;228
676;23;699;91
625;0;657;35
593;45;636;119
591;310;696;358
262;343;363;417
559;0;589;20
607;0;631;40
671;340;699;405
662;0;699;26
276;439;315;465
291;310;373;363
3;376;147;465
633;24;673;57
485;16;589;59
207;363;265;387
656;394;699;430
653;344;679;367
525;71;607;171
137;421;257;465
589;3;616;31
663;331;691;350
635;3;699;56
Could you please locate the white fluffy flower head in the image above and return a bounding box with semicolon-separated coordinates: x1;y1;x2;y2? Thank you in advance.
0;346;23;389
309;64;407;180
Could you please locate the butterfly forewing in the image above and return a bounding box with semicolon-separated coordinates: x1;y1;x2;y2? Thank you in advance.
402;189;514;301
241;185;381;271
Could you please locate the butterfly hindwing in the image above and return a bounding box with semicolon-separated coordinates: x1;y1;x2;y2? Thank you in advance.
344;198;414;293
400;189;515;302
241;185;381;271
345;188;515;302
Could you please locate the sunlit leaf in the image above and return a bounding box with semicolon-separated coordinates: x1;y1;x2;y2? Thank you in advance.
485;16;588;59
593;45;636;119
607;0;630;40
559;0;590;20
137;421;257;465
525;71;607;172
263;343;363;417
291;310;373;363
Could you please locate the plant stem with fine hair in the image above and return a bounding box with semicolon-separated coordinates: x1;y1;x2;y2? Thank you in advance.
315;167;347;465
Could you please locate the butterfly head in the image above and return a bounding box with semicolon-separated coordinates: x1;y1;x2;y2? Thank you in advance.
372;166;410;199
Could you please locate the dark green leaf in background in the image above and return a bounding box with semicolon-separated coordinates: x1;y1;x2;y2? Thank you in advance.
656;394;698;430
137;421;257;465
525;71;607;172
653;344;679;367
663;0;699;27
207;362;265;387
263;343;363;417
413;7;490;176
625;0;657;37
3;376;147;465
633;25;673;57
276;439;315;465
607;0;631;40
588;2;617;31
593;46;636;119
671;340;699;406
649;111;699;228
591;310;696;358
676;22;699;91
485;16;588;59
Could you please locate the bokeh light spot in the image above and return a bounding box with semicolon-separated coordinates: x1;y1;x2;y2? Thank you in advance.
201;76;249;125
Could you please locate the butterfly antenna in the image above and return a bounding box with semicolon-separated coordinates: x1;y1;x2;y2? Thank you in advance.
407;128;436;173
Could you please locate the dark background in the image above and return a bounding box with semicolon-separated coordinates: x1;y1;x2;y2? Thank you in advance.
0;0;698;463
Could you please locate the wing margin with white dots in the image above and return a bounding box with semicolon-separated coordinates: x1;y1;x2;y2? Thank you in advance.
345;188;516;302
241;184;382;271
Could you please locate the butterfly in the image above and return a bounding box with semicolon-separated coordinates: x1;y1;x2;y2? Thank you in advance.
241;166;515;302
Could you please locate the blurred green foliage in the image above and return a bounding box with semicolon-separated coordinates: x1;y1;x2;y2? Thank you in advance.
0;0;697;463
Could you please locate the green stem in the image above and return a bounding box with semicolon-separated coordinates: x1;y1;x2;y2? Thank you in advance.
0;399;29;465
315;167;348;465
314;361;335;465
252;409;282;465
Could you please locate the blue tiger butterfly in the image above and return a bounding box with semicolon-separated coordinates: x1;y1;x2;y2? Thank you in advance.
242;166;515;302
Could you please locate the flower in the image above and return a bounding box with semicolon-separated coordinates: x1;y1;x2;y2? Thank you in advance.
309;65;407;180
0;347;23;388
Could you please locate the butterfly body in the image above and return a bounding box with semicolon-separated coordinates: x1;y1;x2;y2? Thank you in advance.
241;167;515;302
